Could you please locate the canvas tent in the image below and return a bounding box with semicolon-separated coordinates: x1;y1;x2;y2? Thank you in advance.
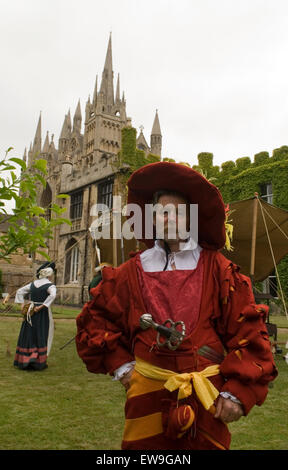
223;195;288;282
94;195;288;282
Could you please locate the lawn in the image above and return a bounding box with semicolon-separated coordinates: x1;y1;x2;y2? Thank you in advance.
0;314;287;450
0;317;125;450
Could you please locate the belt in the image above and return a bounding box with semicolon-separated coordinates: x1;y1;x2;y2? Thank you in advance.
134;356;220;411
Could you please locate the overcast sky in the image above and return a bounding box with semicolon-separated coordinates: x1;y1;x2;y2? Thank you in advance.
1;0;288;168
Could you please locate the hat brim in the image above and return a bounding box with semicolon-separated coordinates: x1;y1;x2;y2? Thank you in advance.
36;261;56;273
127;162;226;250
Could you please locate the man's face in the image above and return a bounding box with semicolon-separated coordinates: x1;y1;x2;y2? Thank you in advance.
153;194;190;242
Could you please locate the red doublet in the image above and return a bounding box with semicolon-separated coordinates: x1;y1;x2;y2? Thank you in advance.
76;249;277;450
136;253;204;334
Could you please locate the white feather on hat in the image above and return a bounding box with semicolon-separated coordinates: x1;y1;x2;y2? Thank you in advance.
94;262;112;273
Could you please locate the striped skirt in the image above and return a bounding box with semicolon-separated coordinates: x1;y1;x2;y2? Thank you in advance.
122;369;230;450
14;308;50;371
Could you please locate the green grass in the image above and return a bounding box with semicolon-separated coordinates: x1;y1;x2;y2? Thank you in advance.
229;333;288;450
268;314;288;329
3;303;288;325
0;303;80;319
0;317;287;450
0;318;125;450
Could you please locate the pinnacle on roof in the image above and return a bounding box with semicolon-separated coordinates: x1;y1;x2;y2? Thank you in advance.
100;33;114;106
151;110;162;136
93;75;98;104
42;131;50;153
67;109;72;133
32;112;42;154
74;99;82;120
136;127;150;150
60;112;72;140
73;100;82;132
49;134;56;152
116;73;120;103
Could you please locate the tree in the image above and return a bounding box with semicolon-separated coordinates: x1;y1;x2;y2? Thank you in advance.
0;148;70;261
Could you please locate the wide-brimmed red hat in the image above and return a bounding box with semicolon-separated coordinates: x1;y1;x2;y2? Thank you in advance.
127;161;226;250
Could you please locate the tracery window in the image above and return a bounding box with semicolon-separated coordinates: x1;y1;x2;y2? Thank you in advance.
98;178;113;210
64;238;80;284
70;191;83;220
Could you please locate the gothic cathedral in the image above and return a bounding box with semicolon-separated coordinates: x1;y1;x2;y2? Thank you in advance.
24;35;162;305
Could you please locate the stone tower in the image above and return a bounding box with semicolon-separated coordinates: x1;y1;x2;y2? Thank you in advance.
82;33;127;170
24;34;163;305
150;110;162;157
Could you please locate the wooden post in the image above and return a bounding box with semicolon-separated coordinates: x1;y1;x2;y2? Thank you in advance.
113;239;118;267
112;180;119;268
250;192;259;278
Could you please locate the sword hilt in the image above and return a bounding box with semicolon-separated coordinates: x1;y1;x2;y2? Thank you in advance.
140;314;172;339
139;313;185;350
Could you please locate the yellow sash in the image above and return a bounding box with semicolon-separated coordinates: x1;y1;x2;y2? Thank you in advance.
134;356;220;411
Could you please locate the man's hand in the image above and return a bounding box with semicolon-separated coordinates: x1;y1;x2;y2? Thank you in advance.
34;305;44;313
214;396;244;423
119;368;134;391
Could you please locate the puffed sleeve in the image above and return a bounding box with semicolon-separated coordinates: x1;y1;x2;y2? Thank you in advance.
14;283;32;303
75;265;135;375
215;256;278;415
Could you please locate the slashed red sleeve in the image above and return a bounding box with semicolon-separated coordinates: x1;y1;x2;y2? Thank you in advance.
76;265;134;375
214;255;278;415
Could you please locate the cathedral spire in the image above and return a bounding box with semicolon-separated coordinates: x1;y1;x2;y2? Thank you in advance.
32;112;42;155
116;73;120;103
42;131;50;154
100;33;114;106
150;110;162;157
59;110;72;140
60;114;68;139
73;99;82;133
151;109;162;136
67;109;72;134
93;75;98;105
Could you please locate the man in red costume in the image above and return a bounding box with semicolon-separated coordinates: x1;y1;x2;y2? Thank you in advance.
76;162;277;450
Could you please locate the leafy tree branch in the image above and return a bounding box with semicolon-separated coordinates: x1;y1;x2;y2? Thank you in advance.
0;148;70;261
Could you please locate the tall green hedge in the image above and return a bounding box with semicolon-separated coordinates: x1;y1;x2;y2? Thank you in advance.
119;127;161;172
119;127;288;301
196;148;288;301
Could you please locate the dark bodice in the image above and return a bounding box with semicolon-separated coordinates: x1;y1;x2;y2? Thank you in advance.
30;282;52;303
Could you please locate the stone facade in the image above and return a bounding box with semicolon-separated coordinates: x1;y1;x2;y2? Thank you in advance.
24;36;162;306
0;221;34;298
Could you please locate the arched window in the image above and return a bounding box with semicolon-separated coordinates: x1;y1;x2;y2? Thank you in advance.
70;190;83;220
98;177;113;209
137;144;146;151
64;238;80;284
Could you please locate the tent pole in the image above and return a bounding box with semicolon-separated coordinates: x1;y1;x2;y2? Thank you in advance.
258;198;288;321
250;192;259;280
113;234;118;267
112;212;118;268
112;184;121;268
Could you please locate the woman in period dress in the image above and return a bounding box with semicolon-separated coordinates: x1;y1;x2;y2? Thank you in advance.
14;262;57;370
